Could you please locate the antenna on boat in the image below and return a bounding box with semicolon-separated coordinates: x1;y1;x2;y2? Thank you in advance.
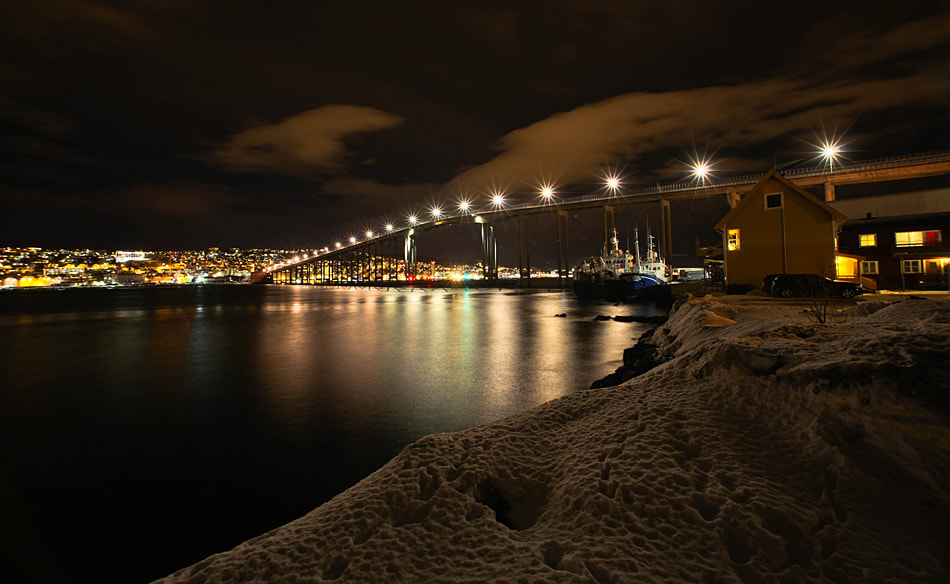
634;226;641;265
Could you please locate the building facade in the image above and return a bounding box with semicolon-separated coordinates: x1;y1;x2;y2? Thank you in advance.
714;171;845;291
835;212;949;291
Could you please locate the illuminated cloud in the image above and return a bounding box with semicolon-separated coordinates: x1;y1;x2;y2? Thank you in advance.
451;73;949;191
209;105;404;175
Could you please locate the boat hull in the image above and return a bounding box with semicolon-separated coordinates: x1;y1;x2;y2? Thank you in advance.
572;276;670;302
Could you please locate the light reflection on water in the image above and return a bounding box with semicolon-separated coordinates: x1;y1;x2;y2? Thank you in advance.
0;284;663;584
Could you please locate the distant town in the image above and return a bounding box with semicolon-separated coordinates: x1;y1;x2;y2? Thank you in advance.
0;247;542;288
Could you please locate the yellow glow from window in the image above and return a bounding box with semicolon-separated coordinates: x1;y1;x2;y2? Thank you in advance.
727;229;740;251
859;233;877;247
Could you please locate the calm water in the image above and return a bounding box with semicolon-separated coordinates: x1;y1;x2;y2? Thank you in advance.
0;284;662;583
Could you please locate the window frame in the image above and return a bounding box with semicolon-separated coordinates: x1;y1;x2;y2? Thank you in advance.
858;233;877;247
764;192;783;210
895;230;942;247
859;260;878;275
901;259;922;274
727;229;740;251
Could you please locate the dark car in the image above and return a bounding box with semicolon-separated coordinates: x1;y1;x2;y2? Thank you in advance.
761;274;782;294
769;273;863;299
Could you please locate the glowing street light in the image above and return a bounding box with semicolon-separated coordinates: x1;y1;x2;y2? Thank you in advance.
365;230;374;239
691;159;712;184
539;183;556;202
604;173;622;194
458;200;471;214
430;206;443;220
407;214;418;226
490;191;506;209
386;224;394;232
818;139;842;169
335;242;341;248
349;236;357;244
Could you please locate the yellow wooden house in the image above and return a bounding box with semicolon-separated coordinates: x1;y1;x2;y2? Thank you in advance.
714;171;846;290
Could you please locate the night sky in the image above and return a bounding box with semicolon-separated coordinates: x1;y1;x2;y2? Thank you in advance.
2;1;948;251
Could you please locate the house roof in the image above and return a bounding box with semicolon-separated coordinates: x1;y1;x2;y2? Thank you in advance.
714;170;846;230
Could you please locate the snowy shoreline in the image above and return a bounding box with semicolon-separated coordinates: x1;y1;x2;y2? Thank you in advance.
156;294;950;583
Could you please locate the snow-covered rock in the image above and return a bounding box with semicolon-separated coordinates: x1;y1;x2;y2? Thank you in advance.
156;295;950;583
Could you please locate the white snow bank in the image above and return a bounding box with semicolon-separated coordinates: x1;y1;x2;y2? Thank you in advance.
156;295;950;583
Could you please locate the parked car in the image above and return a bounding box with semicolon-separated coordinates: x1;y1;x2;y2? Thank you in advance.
761;274;782;294
769;274;864;299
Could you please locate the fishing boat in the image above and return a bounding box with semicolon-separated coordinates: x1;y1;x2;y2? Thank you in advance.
572;227;670;300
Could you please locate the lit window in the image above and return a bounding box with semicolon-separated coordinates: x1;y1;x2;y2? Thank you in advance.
896;230;941;247
764;192;783;209
727;229;740;251
901;259;921;274
858;234;877;247
860;260;878;275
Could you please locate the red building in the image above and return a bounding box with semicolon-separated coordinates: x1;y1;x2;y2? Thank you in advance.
833;189;950;291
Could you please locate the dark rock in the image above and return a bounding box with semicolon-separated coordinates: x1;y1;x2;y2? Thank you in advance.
590;327;665;389
613;314;668;323
554;313;567;317
593;315;612;321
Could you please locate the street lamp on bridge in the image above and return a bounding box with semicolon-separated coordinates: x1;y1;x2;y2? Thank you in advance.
490;190;506;209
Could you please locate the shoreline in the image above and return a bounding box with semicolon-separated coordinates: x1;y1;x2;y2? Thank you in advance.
157;294;950;583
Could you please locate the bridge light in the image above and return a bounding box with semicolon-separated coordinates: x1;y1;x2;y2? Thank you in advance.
430;206;443;219
819;139;842;168
604;173;622;194
690;159;712;184
407;214;418;226
349;236;357;244
458;200;471;214
386;224;394;232
539;184;556;202
490;192;506;208
335;242;341;248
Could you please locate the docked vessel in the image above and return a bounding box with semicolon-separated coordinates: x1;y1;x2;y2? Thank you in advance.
572;227;670;300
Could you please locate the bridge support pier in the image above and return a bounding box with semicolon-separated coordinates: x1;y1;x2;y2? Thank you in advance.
659;199;672;264
602;205;615;250
404;230;417;280
518;214;532;279
556;210;569;283
824;182;836;202
480;222;497;281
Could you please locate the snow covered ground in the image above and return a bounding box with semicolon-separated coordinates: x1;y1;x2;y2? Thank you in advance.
156;294;950;583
